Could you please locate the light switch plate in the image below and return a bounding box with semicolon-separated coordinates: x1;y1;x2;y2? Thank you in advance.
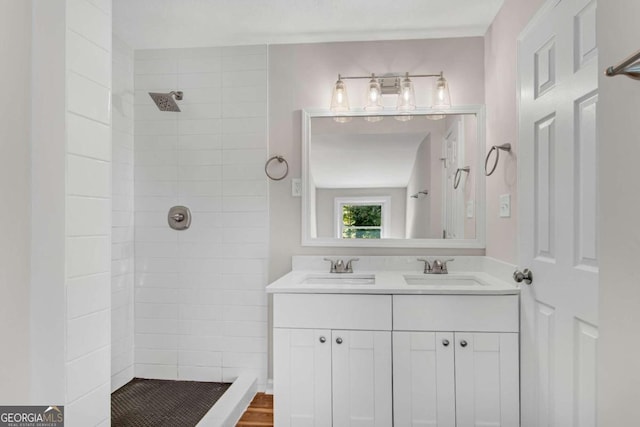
499;194;511;218
291;178;302;197
466;200;474;218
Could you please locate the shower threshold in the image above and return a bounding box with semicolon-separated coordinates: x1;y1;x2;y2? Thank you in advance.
111;373;258;427
111;378;230;427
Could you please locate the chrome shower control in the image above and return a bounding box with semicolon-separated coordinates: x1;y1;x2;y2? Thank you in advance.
168;206;191;231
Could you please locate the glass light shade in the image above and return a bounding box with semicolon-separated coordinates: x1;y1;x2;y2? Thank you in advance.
432;74;451;110
396;75;416;112
426;114;445;121
330;78;350;114
364;116;384;123
333;116;353;123
364;76;383;111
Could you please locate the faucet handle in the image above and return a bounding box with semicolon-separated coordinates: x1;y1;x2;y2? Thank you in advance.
441;258;454;273
417;258;432;273
345;258;359;272
323;258;337;272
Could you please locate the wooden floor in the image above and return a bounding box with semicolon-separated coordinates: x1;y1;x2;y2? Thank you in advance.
236;392;273;427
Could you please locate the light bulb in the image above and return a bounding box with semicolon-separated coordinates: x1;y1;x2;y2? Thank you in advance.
330;76;350;114
370;89;378;102
364;74;383;114
396;73;416;112
437;85;445;101
431;73;451;110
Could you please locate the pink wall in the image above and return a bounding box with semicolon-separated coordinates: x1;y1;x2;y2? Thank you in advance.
268;38;486;280
483;0;545;263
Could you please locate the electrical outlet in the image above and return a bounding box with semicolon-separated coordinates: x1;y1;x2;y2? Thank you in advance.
499;194;511;218
466;200;474;218
291;178;302;197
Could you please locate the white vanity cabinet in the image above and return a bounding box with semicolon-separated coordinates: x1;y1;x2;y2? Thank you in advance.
393;295;520;427
273;293;393;427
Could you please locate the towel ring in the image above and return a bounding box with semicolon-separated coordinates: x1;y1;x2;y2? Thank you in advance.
454;166;470;189
485;143;512;176
265;155;289;181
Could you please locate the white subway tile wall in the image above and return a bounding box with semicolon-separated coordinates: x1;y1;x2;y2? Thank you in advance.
65;0;112;424
134;45;268;389
111;34;135;392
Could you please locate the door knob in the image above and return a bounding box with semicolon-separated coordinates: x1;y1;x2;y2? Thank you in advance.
319;336;326;343
513;268;533;285
442;339;450;347
336;337;343;344
460;340;468;348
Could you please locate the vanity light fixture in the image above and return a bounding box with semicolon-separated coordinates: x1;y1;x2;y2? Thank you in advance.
329;71;451;122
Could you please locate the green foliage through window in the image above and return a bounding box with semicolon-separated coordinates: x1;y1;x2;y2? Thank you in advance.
342;205;382;239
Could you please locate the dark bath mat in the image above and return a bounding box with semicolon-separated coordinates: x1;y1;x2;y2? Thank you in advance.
111;378;231;427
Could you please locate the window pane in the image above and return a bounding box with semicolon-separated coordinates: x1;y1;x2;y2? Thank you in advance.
342;205;382;227
342;227;381;239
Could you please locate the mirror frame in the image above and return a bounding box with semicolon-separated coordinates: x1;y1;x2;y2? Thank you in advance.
301;105;486;248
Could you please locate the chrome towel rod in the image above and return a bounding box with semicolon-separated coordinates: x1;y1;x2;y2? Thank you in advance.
605;48;640;80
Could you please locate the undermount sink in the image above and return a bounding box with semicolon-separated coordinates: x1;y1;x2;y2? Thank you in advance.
301;274;375;285
403;274;485;287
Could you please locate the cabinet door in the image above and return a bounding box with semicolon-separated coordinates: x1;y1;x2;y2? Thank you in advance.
393;331;456;427
331;330;392;427
455;333;520;427
273;328;332;427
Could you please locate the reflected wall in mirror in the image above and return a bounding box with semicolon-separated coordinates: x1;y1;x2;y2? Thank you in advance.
302;107;485;248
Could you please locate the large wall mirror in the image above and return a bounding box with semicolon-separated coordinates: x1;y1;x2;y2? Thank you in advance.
302;106;486;248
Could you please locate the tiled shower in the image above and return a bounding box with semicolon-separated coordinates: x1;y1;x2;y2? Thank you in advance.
111;42;269;391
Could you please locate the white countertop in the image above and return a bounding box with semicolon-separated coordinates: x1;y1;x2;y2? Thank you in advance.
266;270;520;295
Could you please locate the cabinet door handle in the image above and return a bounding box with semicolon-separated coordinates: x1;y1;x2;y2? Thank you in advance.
442;339;450;347
319;336;326;343
336;337;343;344
460;340;468;348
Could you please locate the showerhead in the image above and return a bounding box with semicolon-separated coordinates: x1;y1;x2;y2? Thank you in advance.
149;91;183;112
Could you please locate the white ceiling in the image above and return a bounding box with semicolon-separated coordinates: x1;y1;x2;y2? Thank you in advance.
113;0;504;49
311;132;427;189
310;115;446;188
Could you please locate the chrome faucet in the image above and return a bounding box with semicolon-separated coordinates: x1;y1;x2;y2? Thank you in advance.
417;258;454;274
417;258;432;273
324;258;359;273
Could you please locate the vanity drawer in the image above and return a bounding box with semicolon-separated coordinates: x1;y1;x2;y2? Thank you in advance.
393;295;519;332
273;294;392;330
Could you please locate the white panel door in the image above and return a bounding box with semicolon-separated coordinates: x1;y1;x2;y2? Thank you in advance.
393;331;455;427
454;333;520;427
518;0;599;426
442;117;465;239
273;328;332;427
332;330;392;427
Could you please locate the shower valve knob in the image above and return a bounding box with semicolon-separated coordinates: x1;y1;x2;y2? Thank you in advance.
168;206;191;231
